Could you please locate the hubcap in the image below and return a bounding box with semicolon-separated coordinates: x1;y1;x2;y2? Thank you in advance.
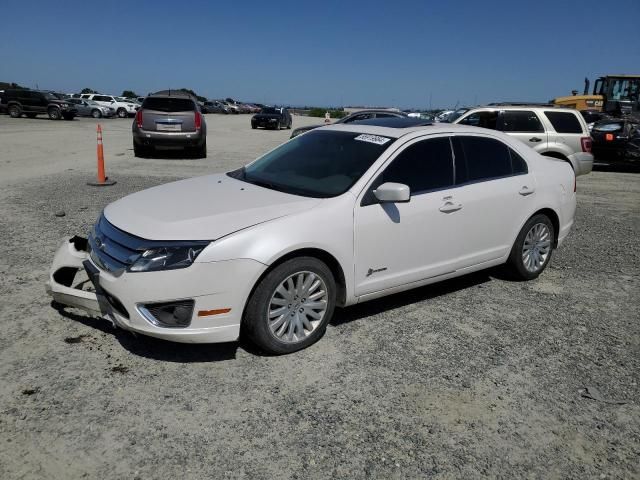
522;223;551;273
267;271;328;343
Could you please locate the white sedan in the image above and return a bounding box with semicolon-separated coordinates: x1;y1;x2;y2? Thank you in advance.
47;121;576;354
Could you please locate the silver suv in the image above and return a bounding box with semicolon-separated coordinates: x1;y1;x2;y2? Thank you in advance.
454;105;593;175
132;91;207;158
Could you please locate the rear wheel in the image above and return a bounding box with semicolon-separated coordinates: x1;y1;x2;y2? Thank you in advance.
193;141;207;159
9;105;21;118
133;143;148;158
91;109;102;118
505;214;555;280
48;107;61;120
243;257;336;354
117;108;127;118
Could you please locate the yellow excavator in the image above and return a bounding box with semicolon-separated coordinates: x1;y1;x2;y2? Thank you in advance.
553;74;640;116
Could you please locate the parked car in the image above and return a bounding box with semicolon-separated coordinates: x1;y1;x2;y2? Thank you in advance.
591;118;640;165
80;94;138;118
251;107;292;130
453;105;593;176
580;109;609;131
203;101;229;114
47;122;576;354
0;90;6;114
434;110;454;122
290;109;407;138
67;98;116;118
3;89;77;120
132;91;207;158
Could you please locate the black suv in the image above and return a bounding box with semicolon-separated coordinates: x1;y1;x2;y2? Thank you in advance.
251;107;292;130
3;89;77;120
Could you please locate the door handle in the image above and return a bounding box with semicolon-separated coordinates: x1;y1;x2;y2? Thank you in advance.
519;186;535;196
529;137;542;142
439;201;463;213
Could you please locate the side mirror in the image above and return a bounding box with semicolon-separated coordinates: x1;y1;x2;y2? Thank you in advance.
373;182;410;203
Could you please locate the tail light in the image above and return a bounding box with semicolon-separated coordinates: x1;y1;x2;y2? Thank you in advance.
194;111;202;130
605;133;614;141
580;136;592;152
135;110;143;128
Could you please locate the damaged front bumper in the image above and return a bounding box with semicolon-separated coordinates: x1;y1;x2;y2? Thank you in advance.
46;236;266;343
45;236;103;317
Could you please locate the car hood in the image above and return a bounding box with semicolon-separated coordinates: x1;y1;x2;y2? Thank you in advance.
103;173;321;241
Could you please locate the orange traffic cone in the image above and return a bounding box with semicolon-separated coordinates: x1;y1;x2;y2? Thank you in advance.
88;124;116;186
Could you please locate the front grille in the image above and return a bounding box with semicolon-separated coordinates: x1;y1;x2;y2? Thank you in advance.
88;215;144;273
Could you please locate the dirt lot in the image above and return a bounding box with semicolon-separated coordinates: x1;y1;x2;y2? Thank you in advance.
0;114;638;479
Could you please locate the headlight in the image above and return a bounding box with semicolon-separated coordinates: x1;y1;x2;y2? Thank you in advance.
129;244;208;272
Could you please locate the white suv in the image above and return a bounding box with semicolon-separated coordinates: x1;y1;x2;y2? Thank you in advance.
453;105;593;175
80;94;138;118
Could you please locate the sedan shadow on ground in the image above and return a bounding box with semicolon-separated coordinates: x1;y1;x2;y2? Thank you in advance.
52;269;498;361
330;270;493;327
52;302;240;363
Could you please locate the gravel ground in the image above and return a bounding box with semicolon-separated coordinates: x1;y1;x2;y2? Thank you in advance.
0;115;638;479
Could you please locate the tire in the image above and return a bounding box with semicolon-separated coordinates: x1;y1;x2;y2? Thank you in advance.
48;107;61;120
25;113;38;119
274;120;280;130
251;123;257;129
505;214;555;280
193;141;207;159
9;105;21;118
133;143;147;158
117;108;127;118
243;256;336;354
91;109;102;118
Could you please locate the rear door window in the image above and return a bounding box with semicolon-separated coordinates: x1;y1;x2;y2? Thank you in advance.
452;136;514;183
544;111;583;133
376;137;454;195
142;97;195;112
502;111;543;132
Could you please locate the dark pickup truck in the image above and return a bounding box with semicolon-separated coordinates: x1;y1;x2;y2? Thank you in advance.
251;107;292;130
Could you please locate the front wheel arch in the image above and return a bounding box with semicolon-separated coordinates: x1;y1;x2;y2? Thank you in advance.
245;248;347;316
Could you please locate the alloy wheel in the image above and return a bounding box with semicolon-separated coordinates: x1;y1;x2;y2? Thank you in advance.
522;223;551;273
267;271;328;343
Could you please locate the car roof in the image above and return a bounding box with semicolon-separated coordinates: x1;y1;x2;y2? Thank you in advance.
320;122;491;139
348;117;433;129
466;104;580;113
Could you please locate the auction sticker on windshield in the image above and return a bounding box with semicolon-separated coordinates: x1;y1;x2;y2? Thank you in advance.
354;134;391;145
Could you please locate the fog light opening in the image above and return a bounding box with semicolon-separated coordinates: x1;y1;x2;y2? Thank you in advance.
137;300;195;328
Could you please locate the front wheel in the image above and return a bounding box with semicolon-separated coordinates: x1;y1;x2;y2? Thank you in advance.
91;109;102;118
243;257;336;354
117;108;127;118
505;214;555;280
9;105;22;118
48;107;61;120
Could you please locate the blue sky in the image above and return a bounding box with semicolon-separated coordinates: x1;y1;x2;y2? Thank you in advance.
1;0;638;108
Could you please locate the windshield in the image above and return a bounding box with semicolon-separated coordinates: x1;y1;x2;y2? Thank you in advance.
43;92;59;100
447;108;469;123
229;130;393;198
260;107;279;114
